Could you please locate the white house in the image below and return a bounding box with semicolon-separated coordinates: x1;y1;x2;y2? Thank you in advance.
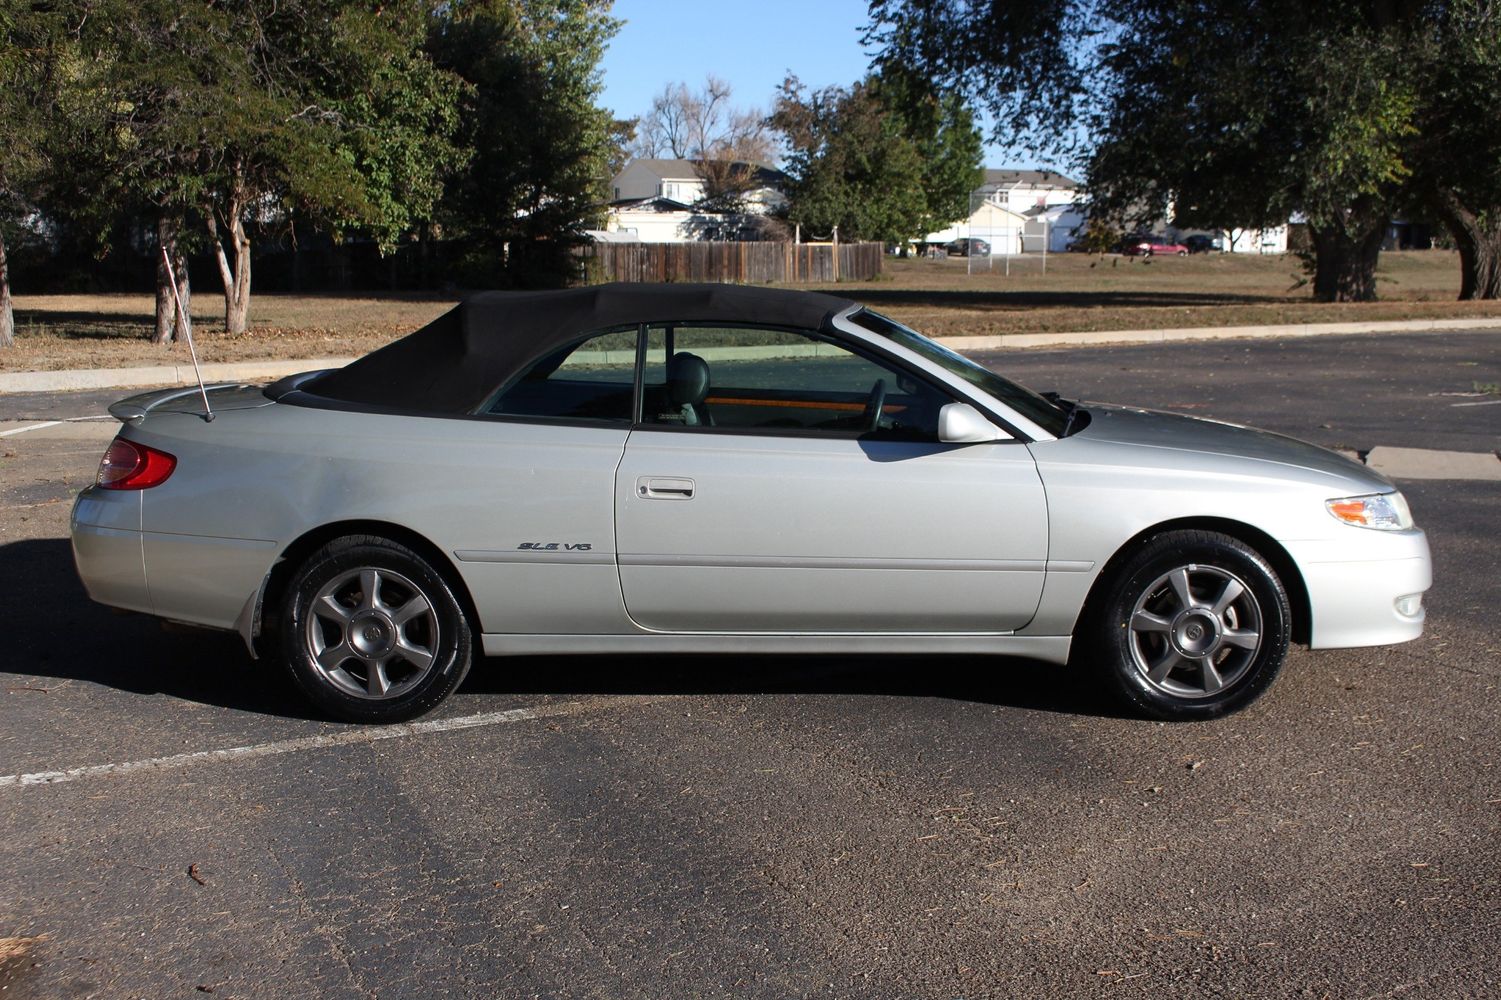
925;201;1030;255
601;196;709;242
925;168;1082;253
1219;225;1289;254
977;169;1081;216
610;159;789;215
1024;201;1089;253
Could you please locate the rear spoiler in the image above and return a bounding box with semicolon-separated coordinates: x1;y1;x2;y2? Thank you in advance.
107;383;255;426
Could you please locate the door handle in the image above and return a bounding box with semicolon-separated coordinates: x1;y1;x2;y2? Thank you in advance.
636;476;695;500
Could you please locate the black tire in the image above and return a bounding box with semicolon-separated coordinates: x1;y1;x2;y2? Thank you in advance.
1081;529;1290;721
279;534;473;723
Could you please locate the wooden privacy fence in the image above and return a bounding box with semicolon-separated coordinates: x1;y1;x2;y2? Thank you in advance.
582;241;883;284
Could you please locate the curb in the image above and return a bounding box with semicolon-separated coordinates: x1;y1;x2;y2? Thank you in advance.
0;358;353;394
2;318;1499;394
932;316;1501;351
1366;446;1501;481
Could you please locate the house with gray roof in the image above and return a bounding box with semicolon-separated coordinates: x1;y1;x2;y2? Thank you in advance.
610;159;789;214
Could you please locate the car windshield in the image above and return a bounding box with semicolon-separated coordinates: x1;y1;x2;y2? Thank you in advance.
847;309;1072;437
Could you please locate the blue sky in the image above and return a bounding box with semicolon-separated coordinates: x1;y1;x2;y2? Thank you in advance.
596;0;1033;168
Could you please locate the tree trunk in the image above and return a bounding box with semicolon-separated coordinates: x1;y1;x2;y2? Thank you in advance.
418;223;430;290
154;216;177;345
1309;214;1386;302
1433;191;1501;300
228;207;250;334
207;179;252;334
0;226;13;348
173;248;192;343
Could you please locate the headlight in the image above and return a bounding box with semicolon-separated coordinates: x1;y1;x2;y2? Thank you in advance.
1325;492;1414;530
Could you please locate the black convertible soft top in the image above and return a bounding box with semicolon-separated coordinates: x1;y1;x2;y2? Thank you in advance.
304;282;859;415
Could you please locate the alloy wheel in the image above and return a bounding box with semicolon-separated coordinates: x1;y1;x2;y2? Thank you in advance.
1126;563;1264;699
304;567;441;700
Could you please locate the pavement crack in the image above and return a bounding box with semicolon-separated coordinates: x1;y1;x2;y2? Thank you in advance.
265;838;376;999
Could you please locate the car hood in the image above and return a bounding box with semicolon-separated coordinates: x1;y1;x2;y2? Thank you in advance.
1071;402;1393;491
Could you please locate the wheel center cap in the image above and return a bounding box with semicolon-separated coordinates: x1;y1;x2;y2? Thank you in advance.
350;611;396;657
1172;611;1222;656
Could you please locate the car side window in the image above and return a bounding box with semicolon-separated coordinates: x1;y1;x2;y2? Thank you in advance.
483;326;637;423
640;324;950;440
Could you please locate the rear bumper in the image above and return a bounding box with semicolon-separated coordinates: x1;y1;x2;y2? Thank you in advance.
72;489;152;615
72;487;275;630
1287;529;1432;649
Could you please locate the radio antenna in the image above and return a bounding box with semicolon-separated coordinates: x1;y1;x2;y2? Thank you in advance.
160;245;214;421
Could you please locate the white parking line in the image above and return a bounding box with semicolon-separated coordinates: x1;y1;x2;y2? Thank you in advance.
1452;398;1501;407
0;415;114;437
0;696;655;790
0;421;62;437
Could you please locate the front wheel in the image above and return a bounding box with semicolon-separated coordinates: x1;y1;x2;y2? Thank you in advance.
1082;530;1290;720
279;535;473;723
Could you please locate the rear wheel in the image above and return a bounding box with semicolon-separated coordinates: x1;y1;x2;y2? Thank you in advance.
1083;530;1290;720
279;535;473;723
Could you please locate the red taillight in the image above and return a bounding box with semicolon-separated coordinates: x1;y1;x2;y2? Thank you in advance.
97;437;177;490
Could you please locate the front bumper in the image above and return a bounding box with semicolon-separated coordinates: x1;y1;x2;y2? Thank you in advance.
1286;528;1432;649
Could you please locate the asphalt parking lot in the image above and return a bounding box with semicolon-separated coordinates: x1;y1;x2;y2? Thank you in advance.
1;330;1498;999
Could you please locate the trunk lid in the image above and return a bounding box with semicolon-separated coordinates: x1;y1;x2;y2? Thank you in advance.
108;383;275;425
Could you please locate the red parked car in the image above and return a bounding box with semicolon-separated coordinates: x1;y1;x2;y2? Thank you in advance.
1120;235;1190;256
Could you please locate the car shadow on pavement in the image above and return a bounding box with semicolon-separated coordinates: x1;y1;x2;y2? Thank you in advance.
1;538;321;721
2;537;1127;721
469;652;1125;719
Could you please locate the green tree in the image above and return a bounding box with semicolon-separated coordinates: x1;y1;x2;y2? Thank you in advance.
866;0;1441;302
876;69;985;252
1082;4;1416;301
0;0;76;347
1410;0;1501;299
327;6;466;257
72;0;460;339
770;73;982;248
428;0;620;288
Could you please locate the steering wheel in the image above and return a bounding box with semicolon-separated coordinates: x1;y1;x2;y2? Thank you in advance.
861;378;887;432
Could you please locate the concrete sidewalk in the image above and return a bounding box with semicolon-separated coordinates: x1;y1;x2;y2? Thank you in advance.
2;315;1499;395
0;357;352;394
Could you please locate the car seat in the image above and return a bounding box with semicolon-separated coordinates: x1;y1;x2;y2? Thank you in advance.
667;352;713;426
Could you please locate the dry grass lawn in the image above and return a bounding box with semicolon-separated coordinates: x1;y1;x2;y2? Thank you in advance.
3;292;457;373
824;250;1501;338
4;250;1500;373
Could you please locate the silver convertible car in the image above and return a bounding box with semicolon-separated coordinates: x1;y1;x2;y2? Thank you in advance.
72;284;1431;723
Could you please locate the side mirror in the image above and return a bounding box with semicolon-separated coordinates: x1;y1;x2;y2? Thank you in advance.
938;402;1012;444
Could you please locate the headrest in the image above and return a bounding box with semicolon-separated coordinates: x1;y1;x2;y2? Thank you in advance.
667;352;710;405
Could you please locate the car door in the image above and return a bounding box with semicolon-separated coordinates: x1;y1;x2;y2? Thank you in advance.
613;323;1049;633
452;325;640;634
